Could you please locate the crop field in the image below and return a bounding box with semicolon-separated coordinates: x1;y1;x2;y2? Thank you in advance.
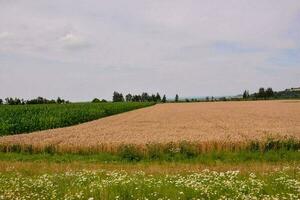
0;102;154;136
0;100;299;153
0;100;299;199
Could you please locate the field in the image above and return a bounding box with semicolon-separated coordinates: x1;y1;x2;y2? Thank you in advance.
0;102;154;136
1;168;299;200
0;100;299;199
0;100;299;153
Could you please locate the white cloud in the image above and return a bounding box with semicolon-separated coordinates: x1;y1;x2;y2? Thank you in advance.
0;32;11;40
60;33;89;49
0;0;300;101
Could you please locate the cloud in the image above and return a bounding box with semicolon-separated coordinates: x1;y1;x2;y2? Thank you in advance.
0;32;11;40
60;33;89;50
0;0;300;101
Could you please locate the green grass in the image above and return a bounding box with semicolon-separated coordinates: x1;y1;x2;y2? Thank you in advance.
0;149;299;164
0;168;299;200
0;102;154;136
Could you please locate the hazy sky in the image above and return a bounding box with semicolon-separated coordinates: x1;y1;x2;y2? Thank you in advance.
1;0;300;101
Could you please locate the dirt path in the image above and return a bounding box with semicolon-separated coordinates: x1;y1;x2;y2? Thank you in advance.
0;100;299;150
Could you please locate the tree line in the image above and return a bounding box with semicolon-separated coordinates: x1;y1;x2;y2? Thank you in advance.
243;87;274;99
112;91;167;103
0;97;70;105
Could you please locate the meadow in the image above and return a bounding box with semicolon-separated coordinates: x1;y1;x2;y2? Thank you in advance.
0;102;154;136
0;168;299;200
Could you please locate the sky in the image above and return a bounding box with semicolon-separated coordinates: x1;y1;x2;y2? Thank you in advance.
0;0;300;101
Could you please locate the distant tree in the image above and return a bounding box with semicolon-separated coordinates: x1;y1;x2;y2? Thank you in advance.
185;98;190;102
92;98;100;103
162;95;166;103
219;97;227;101
211;96;214;101
141;92;149;102
205;96;209;102
150;94;156;102
125;93;133;102
26;96;55;104
156;93;161;102
113;91;124;102
243;90;250;99
258;87;266;99
56;97;65;104
0;99;2;105
101;99;107;103
5;97;22;105
266;88;274;98
175;94;179;102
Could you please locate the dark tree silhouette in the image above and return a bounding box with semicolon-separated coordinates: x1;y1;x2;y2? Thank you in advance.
113;91;124;102
92;98;100;103
243;90;250;99
266;88;274;98
162;95;167;103
175;94;179;102
156;93;161;102
125;93;133;102
258;88;266;99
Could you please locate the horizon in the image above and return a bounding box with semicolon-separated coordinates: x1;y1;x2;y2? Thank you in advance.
1;1;300;101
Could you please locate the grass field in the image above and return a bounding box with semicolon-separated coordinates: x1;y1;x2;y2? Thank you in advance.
0;167;299;200
0;102;154;136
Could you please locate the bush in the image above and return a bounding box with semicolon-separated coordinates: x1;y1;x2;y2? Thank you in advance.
118;145;143;161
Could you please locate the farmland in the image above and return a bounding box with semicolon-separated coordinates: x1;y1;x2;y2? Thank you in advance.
0;100;299;199
0;102;154;136
0;100;299;153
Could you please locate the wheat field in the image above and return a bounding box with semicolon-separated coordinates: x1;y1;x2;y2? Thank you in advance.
0;100;299;152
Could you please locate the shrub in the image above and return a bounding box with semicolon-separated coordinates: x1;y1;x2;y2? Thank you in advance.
118;145;143;161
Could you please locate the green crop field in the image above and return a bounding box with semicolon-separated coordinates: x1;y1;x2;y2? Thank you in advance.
0;102;154;136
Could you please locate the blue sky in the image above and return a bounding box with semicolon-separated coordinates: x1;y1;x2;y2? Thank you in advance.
0;0;300;101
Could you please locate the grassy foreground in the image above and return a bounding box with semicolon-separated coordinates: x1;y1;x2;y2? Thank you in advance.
0;102;154;136
0;167;299;200
0;149;299;199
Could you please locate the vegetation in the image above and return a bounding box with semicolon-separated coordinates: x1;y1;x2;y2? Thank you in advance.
2;96;70;105
1;139;299;159
243;87;300;100
175;94;179;102
113;91;165;102
0;102;154;136
0;147;299;163
0;168;299;200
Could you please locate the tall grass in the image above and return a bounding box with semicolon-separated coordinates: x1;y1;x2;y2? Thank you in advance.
0;139;299;162
0;102;154;136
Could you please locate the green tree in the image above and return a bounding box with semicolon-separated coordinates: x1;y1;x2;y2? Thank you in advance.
258;88;266;99
125;93;133;102
156;93;161;102
266;88;274;98
92;98;100;103
162;95;166;103
175;94;179;102
0;99;2;105
113;91;124;102
243;90;250;99
141;92;149;102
